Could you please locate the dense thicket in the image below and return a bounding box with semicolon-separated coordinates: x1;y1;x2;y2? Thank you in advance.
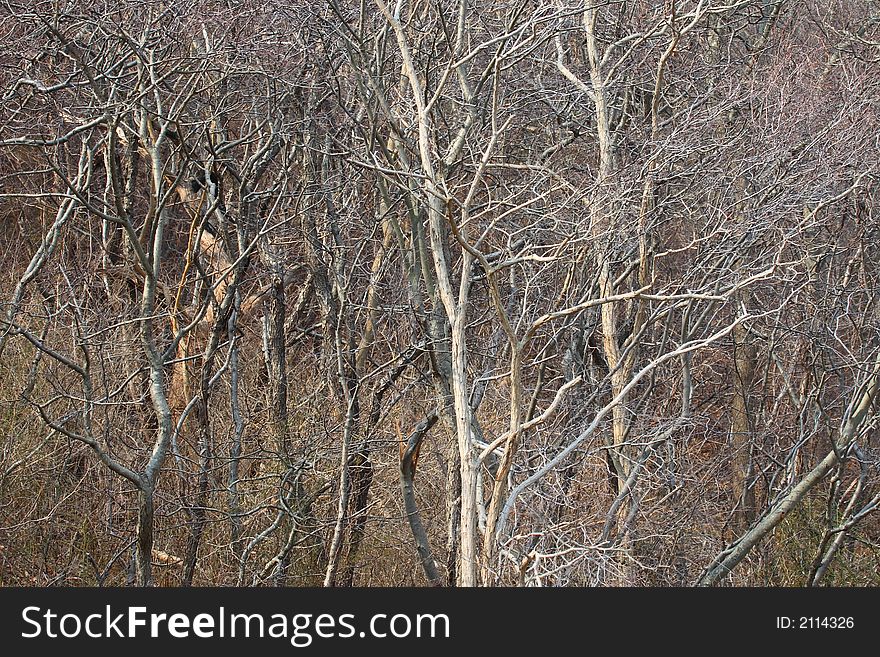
1;0;878;586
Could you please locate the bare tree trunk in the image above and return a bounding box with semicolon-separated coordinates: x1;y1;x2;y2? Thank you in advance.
135;486;154;587
266;271;289;460
338;450;373;587
399;413;443;586
323;392;358;587
731;322;757;531
449;289;478;586
181;398;210;586
227;307;244;557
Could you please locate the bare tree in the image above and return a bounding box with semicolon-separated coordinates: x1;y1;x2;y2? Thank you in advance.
1;0;877;588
